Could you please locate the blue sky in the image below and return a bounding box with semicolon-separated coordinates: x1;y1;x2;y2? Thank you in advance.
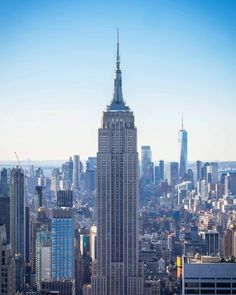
0;0;235;161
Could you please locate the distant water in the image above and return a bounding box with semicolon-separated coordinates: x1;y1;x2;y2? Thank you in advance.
0;160;65;177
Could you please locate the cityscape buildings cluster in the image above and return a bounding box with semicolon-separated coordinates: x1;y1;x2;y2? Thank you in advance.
0;38;236;295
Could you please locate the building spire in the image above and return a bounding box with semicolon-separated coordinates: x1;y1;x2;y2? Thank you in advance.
181;115;184;130
108;29;128;111
116;28;120;70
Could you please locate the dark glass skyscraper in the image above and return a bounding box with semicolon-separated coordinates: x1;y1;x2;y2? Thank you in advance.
10;167;25;291
92;33;143;295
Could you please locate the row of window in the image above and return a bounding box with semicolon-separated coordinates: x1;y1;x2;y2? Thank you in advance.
186;282;236;288
186;290;236;294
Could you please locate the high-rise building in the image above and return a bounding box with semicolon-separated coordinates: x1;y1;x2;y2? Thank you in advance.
80;234;90;257
0;196;10;243
62;158;73;190
196;160;202;181
51;168;60;196
91;33;143;295
85;157;97;191
178;117;188;180
10;167;25;291
223;226;236;257
210;162;218;184
0;168;10;197
52;208;75;280
72;155;80;191
89;225;97;261
0;225;16;295
36;185;43;208
169;162;179;189
57;190;73;208
141;146;154;184
159;160;164;181
154;165;160;184
204;231;220;256
35;227;51;291
224;172;236;196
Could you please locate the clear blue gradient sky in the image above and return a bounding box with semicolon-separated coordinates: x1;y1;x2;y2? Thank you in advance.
0;0;235;161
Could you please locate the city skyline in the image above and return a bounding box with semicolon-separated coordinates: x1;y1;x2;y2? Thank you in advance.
0;0;236;162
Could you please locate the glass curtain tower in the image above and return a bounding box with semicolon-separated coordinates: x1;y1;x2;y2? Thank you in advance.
178;116;188;180
91;31;143;295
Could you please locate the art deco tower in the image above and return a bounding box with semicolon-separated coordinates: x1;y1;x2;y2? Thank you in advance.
178;116;188;180
91;32;143;295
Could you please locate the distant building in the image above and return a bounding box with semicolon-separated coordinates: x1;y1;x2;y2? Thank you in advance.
0;224;16;295
159;160;165;181
57;190;73;208
80;234;90;257
178;117;188;180
51;168;60;196
201;231;220;256
35;228;51;290
223;226;236;257
141;146;154;184
36;186;43;208
40;280;75;295
72;155;80;191
224;172;236;195
196;161;202;181
0;196;10;243
169;162;179;189
0;168;10;197
89;225;97;260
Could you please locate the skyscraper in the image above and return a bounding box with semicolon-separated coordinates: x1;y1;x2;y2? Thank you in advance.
91;32;143;295
52;207;74;280
0;197;10;243
141;145;154;184
178;116;188;180
159;160;165;181
10;167;25;291
196;160;202;181
72;155;80;191
0;168;10;197
169;162;179;190
0;225;16;295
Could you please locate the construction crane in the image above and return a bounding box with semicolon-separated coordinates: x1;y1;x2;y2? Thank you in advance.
14;152;22;168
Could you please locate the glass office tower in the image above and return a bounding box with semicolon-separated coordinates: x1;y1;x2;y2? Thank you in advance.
51;208;74;280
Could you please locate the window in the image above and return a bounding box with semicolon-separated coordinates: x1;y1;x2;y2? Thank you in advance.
185;282;199;288
201;283;215;288
216;291;231;294
216;283;231;288
201;290;215;294
186;290;199;294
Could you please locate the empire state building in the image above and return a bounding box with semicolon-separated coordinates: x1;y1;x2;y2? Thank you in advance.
91;33;144;295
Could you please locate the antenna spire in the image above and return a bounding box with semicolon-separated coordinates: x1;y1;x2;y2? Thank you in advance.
181;115;184;130
116;28;120;70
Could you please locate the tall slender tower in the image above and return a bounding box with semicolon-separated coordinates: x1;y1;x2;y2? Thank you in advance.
91;32;143;295
10;167;25;291
178;116;188;180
